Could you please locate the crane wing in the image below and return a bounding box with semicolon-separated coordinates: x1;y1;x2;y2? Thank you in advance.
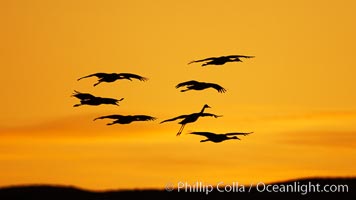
118;73;148;81
199;113;223;118
77;73;109;81
188;57;217;64
160;115;188;123
93;115;124;121
189;132;217;138
71;90;96;100
175;80;199;88
225;132;253;136
134;115;157;121
206;83;227;93
227;55;255;59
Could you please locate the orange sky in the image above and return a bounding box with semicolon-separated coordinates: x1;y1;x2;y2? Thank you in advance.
0;0;355;190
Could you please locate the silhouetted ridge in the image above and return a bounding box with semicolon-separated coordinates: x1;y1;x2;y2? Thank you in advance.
0;178;354;200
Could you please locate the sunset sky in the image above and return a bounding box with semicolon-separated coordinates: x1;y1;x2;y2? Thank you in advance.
0;0;355;190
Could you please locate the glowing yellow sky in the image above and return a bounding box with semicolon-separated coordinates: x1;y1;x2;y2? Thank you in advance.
0;0;356;190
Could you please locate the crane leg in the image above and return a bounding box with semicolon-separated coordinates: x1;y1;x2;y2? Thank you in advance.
93;81;102;87
177;124;185;136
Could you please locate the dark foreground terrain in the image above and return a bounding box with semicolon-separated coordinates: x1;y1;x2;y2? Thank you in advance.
0;177;354;200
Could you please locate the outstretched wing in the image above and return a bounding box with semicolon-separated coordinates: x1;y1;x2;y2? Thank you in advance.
199;113;223;118
175;80;199;88
77;73;109;81
160;115;188;123
133;115;157;121
93;115;124;121
206;83;227;93
118;73;148;81
227;55;255;59
225;132;253;136
71;90;96;100
189;131;217;138
188;57;217;65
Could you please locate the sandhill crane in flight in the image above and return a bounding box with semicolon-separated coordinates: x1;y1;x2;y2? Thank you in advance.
94;114;156;125
71;90;124;107
77;72;148;86
188;55;254;66
160;104;222;136
176;80;227;93
189;131;253;143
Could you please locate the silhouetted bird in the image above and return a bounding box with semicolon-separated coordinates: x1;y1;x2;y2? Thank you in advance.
94;114;156;125
160;104;222;136
188;55;254;66
176;80;226;93
189;131;253;143
71;90;124;107
77;72;148;86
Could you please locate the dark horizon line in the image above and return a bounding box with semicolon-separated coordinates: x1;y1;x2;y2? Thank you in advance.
1;176;355;192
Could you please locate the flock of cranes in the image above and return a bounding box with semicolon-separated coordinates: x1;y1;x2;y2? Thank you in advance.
72;55;254;143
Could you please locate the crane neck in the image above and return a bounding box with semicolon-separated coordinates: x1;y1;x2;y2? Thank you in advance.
200;106;207;113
